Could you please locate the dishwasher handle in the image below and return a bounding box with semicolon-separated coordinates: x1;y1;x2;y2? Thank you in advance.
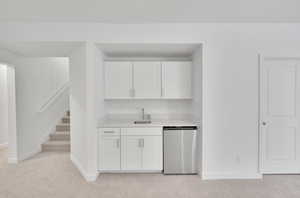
163;126;197;130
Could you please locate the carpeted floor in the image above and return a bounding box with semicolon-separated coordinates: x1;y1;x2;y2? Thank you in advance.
0;148;300;198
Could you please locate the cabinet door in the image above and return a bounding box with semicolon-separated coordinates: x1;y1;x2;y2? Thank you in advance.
122;136;143;170
142;136;163;170
133;61;162;98
162;61;192;98
99;136;121;170
104;61;133;99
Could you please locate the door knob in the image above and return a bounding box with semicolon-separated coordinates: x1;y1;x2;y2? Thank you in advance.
262;122;267;126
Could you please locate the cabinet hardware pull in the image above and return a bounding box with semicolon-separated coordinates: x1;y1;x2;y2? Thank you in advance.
129;88;135;97
138;139;143;148
116;139;120;148
104;131;114;133
141;139;144;148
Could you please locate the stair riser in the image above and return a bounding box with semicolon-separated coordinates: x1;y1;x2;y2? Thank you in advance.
50;134;70;141
42;145;70;152
56;125;70;131
42;110;70;152
62;118;70;123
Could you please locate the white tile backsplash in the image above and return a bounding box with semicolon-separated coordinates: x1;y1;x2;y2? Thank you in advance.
104;99;193;120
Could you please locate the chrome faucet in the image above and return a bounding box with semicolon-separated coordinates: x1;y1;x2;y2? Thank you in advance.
134;108;151;124
141;108;145;120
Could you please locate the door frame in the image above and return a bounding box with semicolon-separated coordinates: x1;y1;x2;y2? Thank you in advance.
259;53;300;174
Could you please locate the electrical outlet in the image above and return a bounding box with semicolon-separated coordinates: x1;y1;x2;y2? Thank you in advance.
235;155;241;164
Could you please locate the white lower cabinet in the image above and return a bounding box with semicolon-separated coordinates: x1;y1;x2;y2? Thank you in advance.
98;128;121;171
98;127;162;172
142;136;162;170
99;136;121;171
122;135;162;171
122;136;143;170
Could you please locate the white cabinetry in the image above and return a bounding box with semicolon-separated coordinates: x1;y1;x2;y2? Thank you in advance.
133;61;161;98
104;61;133;99
122;135;143;170
98;127;162;172
98;128;121;171
122;127;162;171
142;135;163;170
162;61;192;99
104;60;192;99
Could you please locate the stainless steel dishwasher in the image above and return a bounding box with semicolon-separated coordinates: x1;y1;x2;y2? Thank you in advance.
163;126;198;175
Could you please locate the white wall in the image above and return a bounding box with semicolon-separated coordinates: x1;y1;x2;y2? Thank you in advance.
0;64;8;146
69;45;88;174
192;47;202;122
69;43;100;181
95;47;106;121
14;57;69;160
192;47;203;173
0;49;19;163
105;100;192;119
1;23;300;179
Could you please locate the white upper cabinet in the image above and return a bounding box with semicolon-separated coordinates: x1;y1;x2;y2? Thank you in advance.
104;61;133;99
162;61;192;99
104;60;192;99
133;61;161;98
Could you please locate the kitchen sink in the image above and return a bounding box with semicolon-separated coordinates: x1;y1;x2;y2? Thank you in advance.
134;120;152;124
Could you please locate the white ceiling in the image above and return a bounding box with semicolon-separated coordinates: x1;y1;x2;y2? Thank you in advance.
0;42;82;57
0;0;300;23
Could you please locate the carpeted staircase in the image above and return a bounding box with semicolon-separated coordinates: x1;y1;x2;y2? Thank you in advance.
42;111;70;152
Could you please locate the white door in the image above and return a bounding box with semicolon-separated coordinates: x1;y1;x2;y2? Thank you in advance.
122;136;143;170
133;61;161;98
99;136;121;170
142;136;163;170
162;61;192;98
260;57;300;174
104;61;133;99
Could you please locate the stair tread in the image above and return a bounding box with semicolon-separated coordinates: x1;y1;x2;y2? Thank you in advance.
42;111;70;152
51;132;69;135
55;130;70;133
57;123;70;126
43;141;70;146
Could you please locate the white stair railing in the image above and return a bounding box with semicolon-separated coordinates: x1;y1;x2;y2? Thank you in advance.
38;82;70;113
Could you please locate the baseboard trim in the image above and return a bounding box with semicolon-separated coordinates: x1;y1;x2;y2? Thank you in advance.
70;154;99;182
7;157;18;164
99;170;163;173
202;172;263;180
0;142;8;149
18;147;42;161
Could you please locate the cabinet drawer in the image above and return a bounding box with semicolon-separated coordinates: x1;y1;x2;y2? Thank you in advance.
122;127;162;136
100;128;120;136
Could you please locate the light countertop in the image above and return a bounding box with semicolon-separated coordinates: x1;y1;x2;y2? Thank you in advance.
98;119;198;128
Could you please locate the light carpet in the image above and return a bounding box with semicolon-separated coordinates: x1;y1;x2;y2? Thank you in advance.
0;148;300;198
